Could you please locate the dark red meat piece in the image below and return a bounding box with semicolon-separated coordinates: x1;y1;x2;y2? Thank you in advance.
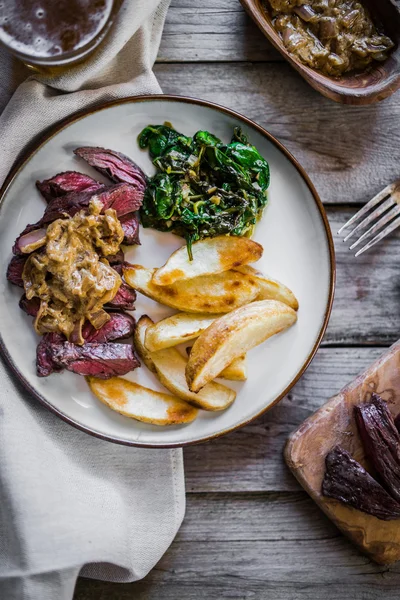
19;295;40;317
106;284;136;311
74;146;147;191
355;394;400;503
36;171;102;202
395;414;400;434
107;263;136;310
41;186;107;224
13;184;142;255
36;333;65;377
50;342;139;379
106;249;125;265
7;255;28;287
119;211;140;245
82;312;135;343
322;445;400;521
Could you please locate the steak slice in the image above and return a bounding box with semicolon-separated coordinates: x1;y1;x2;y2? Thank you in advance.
13;184;141;254
41;186;107;224
36;333;65;377
82;312;135;343
119;211;140;245
108;263;136;310
7;255;28;287
106;249;125;265
322;445;400;521
74;147;147;191
107;285;136;310
36;171;102;202
50;342;139;378
19;295;40;317
355;394;400;503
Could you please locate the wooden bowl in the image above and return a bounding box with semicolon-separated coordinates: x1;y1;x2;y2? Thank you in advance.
240;0;400;104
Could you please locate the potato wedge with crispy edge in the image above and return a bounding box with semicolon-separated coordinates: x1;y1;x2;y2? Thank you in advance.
87;377;198;425
186;300;297;392
234;265;299;311
185;346;247;381
219;354;247;381
135;316;236;411
152;236;263;286
123;264;259;313
145;313;219;352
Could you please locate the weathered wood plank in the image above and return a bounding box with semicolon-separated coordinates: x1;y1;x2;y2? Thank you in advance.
158;0;280;63
155;62;400;205
184;347;385;493
326;207;400;345
74;578;400;600
74;492;400;599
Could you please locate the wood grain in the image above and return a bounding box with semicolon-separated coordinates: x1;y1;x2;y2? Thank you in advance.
325;207;400;345
158;0;280;62
155;62;400;204
73;493;400;600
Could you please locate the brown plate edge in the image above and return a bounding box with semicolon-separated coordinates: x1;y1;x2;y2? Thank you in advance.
0;94;336;448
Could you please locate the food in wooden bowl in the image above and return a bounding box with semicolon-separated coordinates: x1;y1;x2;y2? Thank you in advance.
240;0;400;104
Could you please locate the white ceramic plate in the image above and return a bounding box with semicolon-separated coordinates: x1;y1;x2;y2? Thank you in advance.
0;96;335;447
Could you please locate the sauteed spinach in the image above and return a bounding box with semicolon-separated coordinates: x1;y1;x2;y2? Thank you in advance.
138;124;270;260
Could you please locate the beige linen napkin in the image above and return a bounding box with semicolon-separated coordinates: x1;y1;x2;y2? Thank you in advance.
0;2;186;599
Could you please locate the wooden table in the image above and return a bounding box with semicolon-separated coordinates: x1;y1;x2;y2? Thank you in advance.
74;2;400;597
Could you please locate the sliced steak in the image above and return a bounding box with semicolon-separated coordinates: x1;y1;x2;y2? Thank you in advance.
19;295;40;317
50;342;139;378
98;183;144;216
36;333;65;377
107;263;136;310
13;184;141;255
82;312;135;343
119;211;140;245
36;171;102;202
74;147;147;192
107;285;136;311
41;186;107;224
106;249;125;265
7;255;28;287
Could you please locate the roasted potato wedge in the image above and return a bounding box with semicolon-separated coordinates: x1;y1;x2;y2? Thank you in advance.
145;312;219;351
88;377;198;425
133;315;158;373
152;236;263;286
186;300;297;392
219;354;247;381
135;316;236;411
235;265;299;311
185;346;247;381
123;264;259;313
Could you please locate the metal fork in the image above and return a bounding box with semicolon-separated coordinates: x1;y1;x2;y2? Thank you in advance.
338;180;400;256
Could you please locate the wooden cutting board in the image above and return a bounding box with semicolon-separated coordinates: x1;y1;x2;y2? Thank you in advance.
285;340;400;565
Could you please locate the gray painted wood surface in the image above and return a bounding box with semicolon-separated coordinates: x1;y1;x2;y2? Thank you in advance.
74;1;400;598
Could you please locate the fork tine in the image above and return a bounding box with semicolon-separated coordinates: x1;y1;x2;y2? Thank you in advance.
350;204;400;250
343;197;394;242
355;214;400;257
337;182;396;235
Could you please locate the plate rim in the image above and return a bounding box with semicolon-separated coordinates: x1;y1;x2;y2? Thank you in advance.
0;94;336;448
